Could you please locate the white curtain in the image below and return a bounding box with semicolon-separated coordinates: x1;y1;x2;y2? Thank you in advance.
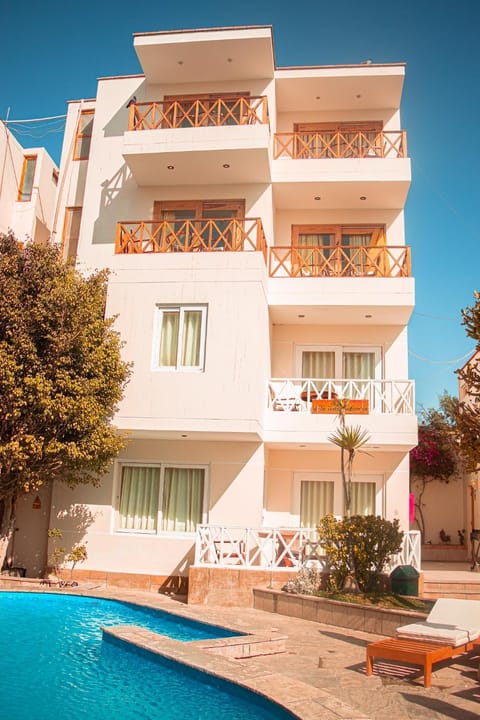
300;481;334;528
302;351;335;378
351;482;376;515
162;467;205;532
159;310;179;366
181;310;202;366
343;352;375;379
119;466;160;531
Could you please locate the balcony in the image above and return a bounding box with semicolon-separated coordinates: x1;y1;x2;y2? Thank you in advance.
122;95;270;186
272;129;410;210
128;96;269;130
115;217;267;257
265;379;417;450
268;378;415;415
274;130;407;160
269;244;411;278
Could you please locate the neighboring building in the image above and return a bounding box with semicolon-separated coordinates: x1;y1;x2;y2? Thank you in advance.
15;26;418;599
459;350;480;562
0;120;58;243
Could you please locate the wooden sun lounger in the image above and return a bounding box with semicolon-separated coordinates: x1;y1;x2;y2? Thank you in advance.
366;637;474;688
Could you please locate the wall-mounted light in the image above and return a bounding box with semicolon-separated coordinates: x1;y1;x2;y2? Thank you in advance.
32;495;41;510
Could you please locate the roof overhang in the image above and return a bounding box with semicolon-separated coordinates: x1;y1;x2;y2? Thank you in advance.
133;26;275;84
275;65;405;112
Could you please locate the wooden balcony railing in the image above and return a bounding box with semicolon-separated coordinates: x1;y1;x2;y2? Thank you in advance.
268;378;415;415
269;245;411;278
274;130;407;159
128;96;269;130
115;218;267;257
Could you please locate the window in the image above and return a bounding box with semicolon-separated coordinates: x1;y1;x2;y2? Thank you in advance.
17;155;37;201
292;224;386;277
73;109;94;160
294;472;382;526
350;482;376;515
117;464;206;534
294;122;383;159
154;305;207;371
300;480;334;529
153;199;245;251
298;346;381;381
61;207;82;260
163;93;248;128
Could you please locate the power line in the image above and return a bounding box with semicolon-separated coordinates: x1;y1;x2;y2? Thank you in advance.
4;113;67;124
409;349;474;365
413;311;459;322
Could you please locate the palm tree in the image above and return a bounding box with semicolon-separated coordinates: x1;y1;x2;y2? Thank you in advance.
328;424;371;518
328;411;371;593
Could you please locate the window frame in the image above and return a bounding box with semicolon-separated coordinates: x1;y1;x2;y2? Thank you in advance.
17;155;37;202
292;471;384;524
152;304;208;372
295;344;382;380
61;206;82;260
73;109;94;161
292;224;386;248
113;461;209;537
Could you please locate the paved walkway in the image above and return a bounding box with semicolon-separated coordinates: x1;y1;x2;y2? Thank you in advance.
70;586;480;720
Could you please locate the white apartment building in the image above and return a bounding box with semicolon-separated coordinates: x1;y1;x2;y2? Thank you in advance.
0;120;58;243
18;26;418;601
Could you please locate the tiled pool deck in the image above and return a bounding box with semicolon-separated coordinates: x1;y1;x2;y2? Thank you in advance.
3;584;480;720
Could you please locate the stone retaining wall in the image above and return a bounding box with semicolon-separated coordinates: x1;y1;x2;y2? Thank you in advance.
253;587;427;637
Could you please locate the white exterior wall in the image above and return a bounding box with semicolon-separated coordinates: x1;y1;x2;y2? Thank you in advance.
50;440;264;576
19;27;416;580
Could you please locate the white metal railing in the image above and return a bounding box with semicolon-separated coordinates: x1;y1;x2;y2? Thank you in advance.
194;525;421;572
268;378;415;415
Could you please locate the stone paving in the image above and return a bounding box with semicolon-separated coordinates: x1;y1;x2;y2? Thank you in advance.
54;585;480;720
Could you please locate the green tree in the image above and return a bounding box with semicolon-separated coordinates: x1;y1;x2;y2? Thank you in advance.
328;403;371;592
0;233;130;569
409;394;459;541
454;292;480;472
328;401;371;518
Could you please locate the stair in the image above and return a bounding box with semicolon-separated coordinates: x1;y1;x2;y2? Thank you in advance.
422;577;480;600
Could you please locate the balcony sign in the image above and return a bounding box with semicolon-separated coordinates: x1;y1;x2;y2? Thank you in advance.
311;398;369;414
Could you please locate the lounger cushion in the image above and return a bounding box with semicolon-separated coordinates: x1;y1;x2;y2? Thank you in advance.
427;598;480;629
396;621;479;647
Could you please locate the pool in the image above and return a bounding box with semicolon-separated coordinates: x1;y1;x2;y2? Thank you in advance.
0;592;294;720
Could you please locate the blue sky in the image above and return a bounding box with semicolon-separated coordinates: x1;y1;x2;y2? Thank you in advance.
2;0;478;411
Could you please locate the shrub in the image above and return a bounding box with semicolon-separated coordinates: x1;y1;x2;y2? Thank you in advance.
317;514;404;592
282;566;323;595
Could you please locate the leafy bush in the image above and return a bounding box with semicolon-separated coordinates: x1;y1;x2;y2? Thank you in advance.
317;514;404;592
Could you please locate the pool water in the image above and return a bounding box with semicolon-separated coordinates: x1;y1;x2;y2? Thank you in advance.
0;592;294;720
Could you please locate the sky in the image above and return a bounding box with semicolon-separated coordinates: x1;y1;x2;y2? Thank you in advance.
2;0;479;411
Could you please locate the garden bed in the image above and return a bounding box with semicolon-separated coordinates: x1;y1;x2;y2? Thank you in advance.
253;587;429;637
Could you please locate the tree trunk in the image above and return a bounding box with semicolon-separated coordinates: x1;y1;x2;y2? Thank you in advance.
0;494;17;572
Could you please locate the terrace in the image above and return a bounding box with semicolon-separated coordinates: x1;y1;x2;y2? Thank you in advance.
115;220;411;281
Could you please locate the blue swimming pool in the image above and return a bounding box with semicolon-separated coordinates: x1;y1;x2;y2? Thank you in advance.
0;592;294;720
